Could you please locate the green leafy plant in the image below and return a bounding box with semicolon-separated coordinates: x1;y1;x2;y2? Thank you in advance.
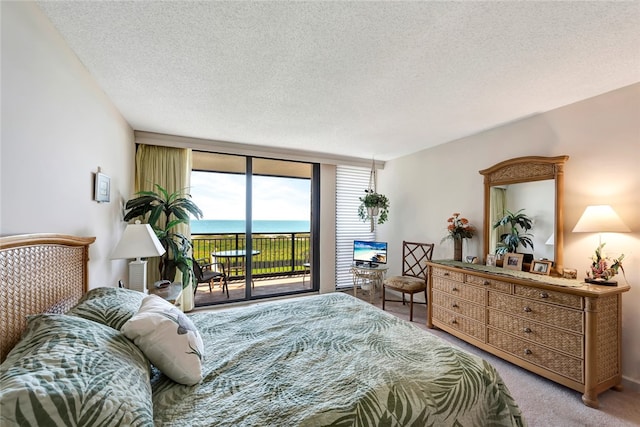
492;209;534;255
357;190;390;225
123;184;203;288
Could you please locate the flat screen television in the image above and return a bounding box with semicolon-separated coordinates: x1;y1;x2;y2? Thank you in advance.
353;240;388;267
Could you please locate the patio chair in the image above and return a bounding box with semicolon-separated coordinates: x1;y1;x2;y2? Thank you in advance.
192;257;229;298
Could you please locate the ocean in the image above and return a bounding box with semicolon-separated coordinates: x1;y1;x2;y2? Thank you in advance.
191;219;310;234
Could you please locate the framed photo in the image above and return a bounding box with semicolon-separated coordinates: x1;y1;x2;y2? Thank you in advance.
94;172;110;203
503;253;524;271
563;268;577;279
486;254;496;267
530;259;552;275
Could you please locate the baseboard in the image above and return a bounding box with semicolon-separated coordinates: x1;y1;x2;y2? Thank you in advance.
622;376;640;393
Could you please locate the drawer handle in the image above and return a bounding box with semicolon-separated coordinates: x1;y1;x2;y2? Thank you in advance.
523;327;532;333
523;306;532;313
444;272;450;276
483;280;490;286
452;287;458;291
524;349;532;355
451;319;458;324
540;292;549;299
452;303;459;308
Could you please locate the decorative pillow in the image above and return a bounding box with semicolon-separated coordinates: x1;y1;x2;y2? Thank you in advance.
68;286;145;330
121;294;204;385
0;314;152;426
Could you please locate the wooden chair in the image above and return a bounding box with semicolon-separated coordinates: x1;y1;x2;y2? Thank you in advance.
192;257;229;298
382;241;434;321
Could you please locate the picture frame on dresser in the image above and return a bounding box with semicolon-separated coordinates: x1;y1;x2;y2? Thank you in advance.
503;253;523;270
486;254;496;266
530;259;552;275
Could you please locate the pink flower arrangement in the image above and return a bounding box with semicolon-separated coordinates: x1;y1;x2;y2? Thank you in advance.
587;243;624;281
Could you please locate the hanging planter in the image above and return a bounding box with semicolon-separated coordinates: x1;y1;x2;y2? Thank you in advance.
357;159;389;232
358;190;390;231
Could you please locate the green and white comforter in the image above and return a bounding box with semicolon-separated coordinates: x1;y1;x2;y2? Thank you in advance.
152;293;526;426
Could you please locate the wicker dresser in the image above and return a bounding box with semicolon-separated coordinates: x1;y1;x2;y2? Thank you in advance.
426;260;630;408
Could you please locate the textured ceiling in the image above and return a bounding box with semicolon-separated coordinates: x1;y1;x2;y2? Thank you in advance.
37;1;640;161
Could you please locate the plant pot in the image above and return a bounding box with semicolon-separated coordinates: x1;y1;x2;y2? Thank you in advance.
367;206;379;217
454;239;463;261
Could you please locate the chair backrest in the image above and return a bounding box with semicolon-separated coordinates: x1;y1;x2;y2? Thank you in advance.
401;241;434;281
192;258;204;281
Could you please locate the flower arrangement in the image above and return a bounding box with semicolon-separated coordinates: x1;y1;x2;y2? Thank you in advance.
587;243;625;282
441;213;475;242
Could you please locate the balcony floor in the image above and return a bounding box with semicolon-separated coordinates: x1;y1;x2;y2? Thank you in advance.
194;274;312;306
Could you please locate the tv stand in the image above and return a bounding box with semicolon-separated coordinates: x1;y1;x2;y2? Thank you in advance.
350;264;389;303
355;261;378;268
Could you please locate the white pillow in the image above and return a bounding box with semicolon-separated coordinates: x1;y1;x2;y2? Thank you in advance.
121;294;204;385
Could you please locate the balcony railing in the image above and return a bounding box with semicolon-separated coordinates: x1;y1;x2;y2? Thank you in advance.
192;232;310;280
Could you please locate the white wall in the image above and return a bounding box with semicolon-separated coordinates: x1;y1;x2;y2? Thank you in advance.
377;83;640;388
1;2;135;288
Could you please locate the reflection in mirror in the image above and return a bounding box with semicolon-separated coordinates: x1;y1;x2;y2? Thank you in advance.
490;180;555;261
480;156;568;275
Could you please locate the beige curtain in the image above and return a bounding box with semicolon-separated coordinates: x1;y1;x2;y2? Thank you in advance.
135;144;195;311
490;187;507;256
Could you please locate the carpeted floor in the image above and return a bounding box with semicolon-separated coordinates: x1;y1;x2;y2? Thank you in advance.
349;289;640;427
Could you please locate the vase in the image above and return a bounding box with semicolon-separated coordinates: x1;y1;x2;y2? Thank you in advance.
454;239;462;261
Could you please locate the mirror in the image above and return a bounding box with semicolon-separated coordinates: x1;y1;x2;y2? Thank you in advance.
479;156;568;275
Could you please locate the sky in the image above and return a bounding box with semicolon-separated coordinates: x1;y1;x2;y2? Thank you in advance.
190;171;311;221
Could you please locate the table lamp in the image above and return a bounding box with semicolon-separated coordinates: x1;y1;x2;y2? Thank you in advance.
111;220;166;293
572;205;630;285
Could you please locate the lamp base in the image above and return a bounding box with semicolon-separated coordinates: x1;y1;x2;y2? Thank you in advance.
129;259;149;293
585;278;618;286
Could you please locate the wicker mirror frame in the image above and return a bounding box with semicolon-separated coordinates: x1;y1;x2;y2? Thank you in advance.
479;155;569;276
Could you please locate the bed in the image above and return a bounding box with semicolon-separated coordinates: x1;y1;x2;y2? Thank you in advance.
0;234;526;426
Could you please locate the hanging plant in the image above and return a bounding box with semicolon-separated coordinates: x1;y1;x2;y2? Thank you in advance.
358;189;390;225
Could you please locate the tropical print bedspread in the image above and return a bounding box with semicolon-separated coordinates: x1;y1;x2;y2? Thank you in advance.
152;293;525;426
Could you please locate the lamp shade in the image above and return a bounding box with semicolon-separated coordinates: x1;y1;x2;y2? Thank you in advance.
545;233;554;245
111;220;166;260
572;205;630;233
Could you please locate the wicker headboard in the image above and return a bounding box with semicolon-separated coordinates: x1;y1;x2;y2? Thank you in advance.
0;234;95;362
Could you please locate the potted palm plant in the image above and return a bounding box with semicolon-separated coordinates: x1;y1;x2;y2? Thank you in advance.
493;209;534;257
123;184;203;287
358;189;389;230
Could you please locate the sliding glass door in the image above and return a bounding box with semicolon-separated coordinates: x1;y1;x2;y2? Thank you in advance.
190;152;317;306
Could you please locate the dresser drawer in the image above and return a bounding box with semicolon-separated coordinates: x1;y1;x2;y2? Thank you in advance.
488;329;583;383
433;306;485;342
514;285;583;309
489;292;583;333
432;291;485;322
432;277;485;304
431;267;464;282
465;274;512;293
488;309;583;358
